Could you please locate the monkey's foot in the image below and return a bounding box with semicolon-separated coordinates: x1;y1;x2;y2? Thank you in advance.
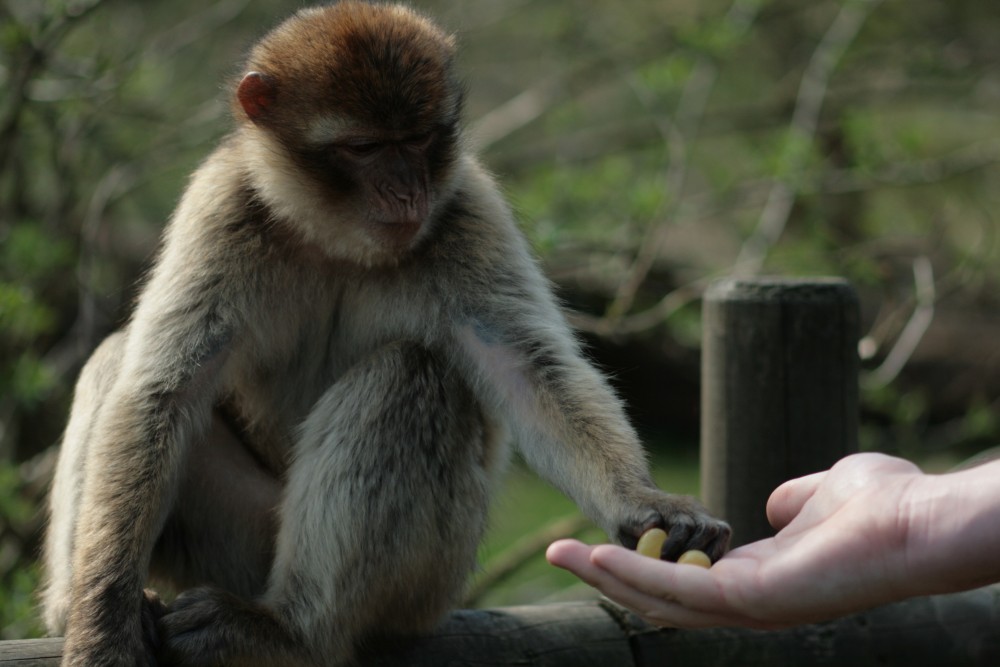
62;589;165;667
158;586;305;666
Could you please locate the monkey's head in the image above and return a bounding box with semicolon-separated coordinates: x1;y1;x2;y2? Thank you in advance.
233;2;465;266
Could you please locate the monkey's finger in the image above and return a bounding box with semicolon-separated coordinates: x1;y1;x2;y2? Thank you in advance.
661;519;726;563
685;517;732;563
659;518;695;562
765;471;827;530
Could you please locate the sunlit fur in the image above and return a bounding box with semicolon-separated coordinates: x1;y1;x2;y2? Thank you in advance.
42;3;730;666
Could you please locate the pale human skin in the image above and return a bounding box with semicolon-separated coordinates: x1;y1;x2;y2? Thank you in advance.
548;452;1000;629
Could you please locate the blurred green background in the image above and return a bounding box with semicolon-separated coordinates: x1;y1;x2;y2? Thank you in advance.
2;0;999;638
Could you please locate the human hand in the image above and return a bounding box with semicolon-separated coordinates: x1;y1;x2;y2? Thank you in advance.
547;453;927;629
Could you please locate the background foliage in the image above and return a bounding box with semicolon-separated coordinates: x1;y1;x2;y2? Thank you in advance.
2;0;999;637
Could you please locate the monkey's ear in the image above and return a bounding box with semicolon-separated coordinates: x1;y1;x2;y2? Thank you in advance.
237;71;276;121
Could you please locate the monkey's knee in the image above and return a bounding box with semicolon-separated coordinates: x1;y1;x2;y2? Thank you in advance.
70;331;127;404
306;340;471;433
334;341;490;477
271;342;494;640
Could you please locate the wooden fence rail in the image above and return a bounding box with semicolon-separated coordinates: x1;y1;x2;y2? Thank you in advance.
4;591;1000;666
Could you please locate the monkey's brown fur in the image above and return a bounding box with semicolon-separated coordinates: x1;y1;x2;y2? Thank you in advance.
42;3;729;665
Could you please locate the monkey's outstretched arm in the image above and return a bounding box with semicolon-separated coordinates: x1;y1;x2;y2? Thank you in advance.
455;285;729;560
445;167;729;561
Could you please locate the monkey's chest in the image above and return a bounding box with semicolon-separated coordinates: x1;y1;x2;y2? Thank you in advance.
220;309;426;475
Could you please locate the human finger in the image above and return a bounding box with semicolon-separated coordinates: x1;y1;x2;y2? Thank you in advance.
550;541;774;628
547;540;675;614
766;470;826;530
547;539;636;595
548;542;736;627
587;545;762;628
546;539;598;578
588;545;725;611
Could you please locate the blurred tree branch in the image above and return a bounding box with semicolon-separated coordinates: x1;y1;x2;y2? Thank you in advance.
602;0;763;332
0;0;106;177
733;0;883;276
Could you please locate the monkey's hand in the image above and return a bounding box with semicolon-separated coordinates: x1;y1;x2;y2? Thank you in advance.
61;589;166;667
617;489;731;563
158;586;302;666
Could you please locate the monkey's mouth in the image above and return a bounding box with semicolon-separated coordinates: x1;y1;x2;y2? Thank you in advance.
373;219;423;247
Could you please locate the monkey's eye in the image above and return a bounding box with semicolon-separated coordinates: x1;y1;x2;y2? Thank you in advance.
407;133;435;150
339;141;382;158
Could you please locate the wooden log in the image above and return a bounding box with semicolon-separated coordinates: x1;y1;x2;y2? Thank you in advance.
701;277;860;546
0;639;62;666
5;589;1000;666
631;586;1000;666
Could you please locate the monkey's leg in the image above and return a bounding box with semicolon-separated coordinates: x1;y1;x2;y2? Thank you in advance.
159;341;498;667
42;332;125;635
43;331;279;658
151;411;281;599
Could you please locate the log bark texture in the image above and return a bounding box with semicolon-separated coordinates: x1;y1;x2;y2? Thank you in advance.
4;589;1000;666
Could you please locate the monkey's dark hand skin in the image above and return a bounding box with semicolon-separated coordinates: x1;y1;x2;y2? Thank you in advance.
618;489;732;563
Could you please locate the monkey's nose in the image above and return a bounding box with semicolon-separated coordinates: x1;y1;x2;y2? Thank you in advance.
387;186;412;203
386;187;427;222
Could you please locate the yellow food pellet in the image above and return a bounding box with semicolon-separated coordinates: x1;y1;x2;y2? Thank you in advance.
636;528;668;559
677;549;712;568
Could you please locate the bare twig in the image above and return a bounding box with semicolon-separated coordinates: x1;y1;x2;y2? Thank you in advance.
866;256;935;388
821;139;1000;193
571;276;713;336
463;513;592;606
569;135;999;339
470;77;566;151
0;0;107;175
148;0;252;60
601;63;711;326
602;0;762;331
733;0;882;277
77;166;137;344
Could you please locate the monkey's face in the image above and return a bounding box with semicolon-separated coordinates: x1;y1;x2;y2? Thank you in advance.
233;2;464;267
306;126;458;247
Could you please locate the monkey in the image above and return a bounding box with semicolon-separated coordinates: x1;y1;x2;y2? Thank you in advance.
41;2;731;665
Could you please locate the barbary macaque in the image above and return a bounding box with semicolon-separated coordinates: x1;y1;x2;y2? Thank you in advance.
42;2;730;665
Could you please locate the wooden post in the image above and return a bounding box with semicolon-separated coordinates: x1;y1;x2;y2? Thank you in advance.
701;277;860;546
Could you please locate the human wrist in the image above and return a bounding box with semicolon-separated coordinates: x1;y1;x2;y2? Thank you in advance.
899;460;1000;596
